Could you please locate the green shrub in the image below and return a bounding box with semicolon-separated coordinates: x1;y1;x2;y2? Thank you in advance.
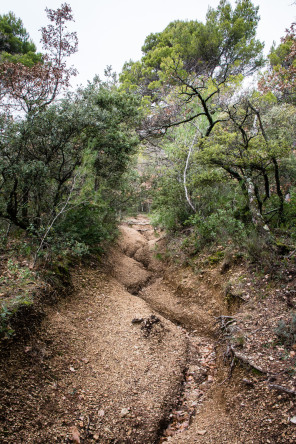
187;209;247;251
0;304;14;339
275;313;296;347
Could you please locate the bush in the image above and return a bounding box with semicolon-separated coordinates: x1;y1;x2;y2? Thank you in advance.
187;209;247;251
54;203;118;255
275;313;296;347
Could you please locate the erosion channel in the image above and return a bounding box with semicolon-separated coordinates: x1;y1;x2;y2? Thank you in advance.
0;215;277;443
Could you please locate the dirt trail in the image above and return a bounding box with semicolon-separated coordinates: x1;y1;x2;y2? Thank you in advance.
1;215;295;443
0;216;192;443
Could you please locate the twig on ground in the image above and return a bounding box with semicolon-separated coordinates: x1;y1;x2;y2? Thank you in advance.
220;344;268;385
268;383;296;396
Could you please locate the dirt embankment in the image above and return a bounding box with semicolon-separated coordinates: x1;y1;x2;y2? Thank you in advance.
1;215;296;443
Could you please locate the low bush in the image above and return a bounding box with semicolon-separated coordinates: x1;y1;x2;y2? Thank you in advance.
275;313;296;347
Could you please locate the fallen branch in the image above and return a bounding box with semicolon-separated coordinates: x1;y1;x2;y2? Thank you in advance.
269;383;296;396
215;315;236;331
226;292;247;303
216;315;236;320
220;344;268;384
155;235;166;243
233;349;267;374
221;344;236;382
286;249;296;259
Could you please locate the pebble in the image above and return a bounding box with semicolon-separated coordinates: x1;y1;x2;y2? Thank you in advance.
120;408;130;417
197;429;207;435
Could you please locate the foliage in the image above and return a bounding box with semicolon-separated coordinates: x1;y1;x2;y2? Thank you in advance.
0;304;14;339
275;313;296;347
121;0;264;142
0;77;140;260
151;174;191;231
188;209;246;251
121;0;290;252
0;11;42;66
0;6;141;264
259;22;296;103
0;3;78;114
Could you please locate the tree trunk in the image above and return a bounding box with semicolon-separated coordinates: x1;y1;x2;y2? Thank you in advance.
245;175;272;240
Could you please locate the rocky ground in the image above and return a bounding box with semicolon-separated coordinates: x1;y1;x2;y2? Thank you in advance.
0;215;296;443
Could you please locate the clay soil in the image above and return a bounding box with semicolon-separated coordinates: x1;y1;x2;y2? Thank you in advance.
1;215;296;443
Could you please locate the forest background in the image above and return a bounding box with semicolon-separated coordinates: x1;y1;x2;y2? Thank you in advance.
0;0;296;336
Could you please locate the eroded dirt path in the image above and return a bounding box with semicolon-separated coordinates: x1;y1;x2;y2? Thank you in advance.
2;215;296;443
0;216;195;443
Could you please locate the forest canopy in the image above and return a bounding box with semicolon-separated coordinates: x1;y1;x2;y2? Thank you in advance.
119;0;296;259
0;0;296;267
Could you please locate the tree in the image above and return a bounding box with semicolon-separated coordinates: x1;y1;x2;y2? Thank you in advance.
0;3;78;114
0;5;141;261
197;93;296;232
259;22;296;103
120;0;269;236
0;11;39;63
0;75;140;224
121;0;264;139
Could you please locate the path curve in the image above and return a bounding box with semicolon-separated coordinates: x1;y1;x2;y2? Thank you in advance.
0;216;189;443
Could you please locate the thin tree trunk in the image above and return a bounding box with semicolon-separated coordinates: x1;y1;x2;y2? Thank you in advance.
272;157;284;220
33;174;79;267
183;128;199;212
245;175;271;239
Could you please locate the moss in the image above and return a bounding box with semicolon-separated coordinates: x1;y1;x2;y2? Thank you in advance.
232;336;245;347
208;250;225;264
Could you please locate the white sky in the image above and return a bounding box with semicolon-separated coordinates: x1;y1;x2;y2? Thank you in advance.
1;0;295;87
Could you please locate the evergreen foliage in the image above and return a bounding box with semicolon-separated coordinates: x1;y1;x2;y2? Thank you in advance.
0;5;141;264
1;0;296;268
0;11;42;66
120;0;296;263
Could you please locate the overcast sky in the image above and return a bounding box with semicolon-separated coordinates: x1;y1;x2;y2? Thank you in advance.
1;0;295;87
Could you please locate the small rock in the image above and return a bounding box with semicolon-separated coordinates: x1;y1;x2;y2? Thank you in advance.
290;416;296;424
69;366;75;372
197;429;207;435
132;318;143;324
243;378;254;387
69;426;80;443
120;408;130;417
98;409;105;417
